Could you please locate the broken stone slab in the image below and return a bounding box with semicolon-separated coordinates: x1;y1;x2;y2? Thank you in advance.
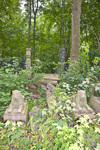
43;74;59;81
39;79;58;85
29;106;40;119
71;90;96;119
4;90;28;122
34;74;59;85
46;83;55;93
29;106;47;131
89;96;100;113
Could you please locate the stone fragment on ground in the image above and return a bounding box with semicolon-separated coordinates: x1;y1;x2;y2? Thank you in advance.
29;106;47;130
46;83;55;93
34;74;59;85
41;84;47;90
46;90;56;109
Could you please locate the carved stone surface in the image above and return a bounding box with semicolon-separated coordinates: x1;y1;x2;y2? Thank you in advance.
89;96;100;113
71;90;95;119
4;90;28;122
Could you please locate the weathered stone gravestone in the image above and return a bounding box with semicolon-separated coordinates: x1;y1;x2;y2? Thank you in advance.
4;90;28;122
71;90;96;119
59;48;66;73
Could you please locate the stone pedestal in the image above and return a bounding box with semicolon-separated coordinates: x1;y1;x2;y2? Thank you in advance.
59;48;66;73
4;90;28;122
26;48;31;78
71;90;96;119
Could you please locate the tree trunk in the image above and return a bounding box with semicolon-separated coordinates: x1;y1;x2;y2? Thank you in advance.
70;0;82;61
33;14;36;60
28;0;31;48
32;0;38;61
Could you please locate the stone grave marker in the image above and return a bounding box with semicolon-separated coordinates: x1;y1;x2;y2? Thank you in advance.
4;90;28;122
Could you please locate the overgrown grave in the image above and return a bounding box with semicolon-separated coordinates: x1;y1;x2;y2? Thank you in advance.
1;72;100;149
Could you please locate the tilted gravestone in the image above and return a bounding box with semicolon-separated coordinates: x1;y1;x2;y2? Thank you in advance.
4;90;28;122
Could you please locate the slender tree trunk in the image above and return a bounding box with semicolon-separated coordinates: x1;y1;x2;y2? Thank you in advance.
28;0;31;48
33;14;36;60
70;0;82;61
32;0;38;61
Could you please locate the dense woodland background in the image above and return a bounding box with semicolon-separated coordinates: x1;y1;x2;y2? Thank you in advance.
0;0;100;73
0;1;100;149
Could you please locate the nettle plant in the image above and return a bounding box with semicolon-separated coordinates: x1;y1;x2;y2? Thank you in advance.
60;43;100;97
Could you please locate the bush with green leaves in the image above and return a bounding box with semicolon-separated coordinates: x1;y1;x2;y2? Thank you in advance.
28;88;100;150
59;43;100;97
0;61;43;120
0;121;34;150
0;88;100;150
52;114;100;150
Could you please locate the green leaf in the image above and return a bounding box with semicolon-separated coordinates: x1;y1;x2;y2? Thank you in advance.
57;119;66;127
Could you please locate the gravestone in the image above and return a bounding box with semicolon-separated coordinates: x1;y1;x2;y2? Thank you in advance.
26;48;31;77
4;90;28;122
59;48;66;73
71;90;95;119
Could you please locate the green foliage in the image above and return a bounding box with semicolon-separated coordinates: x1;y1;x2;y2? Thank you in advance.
60;44;100;97
0;121;33;150
0;62;42;120
0;88;100;150
52;114;100;150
